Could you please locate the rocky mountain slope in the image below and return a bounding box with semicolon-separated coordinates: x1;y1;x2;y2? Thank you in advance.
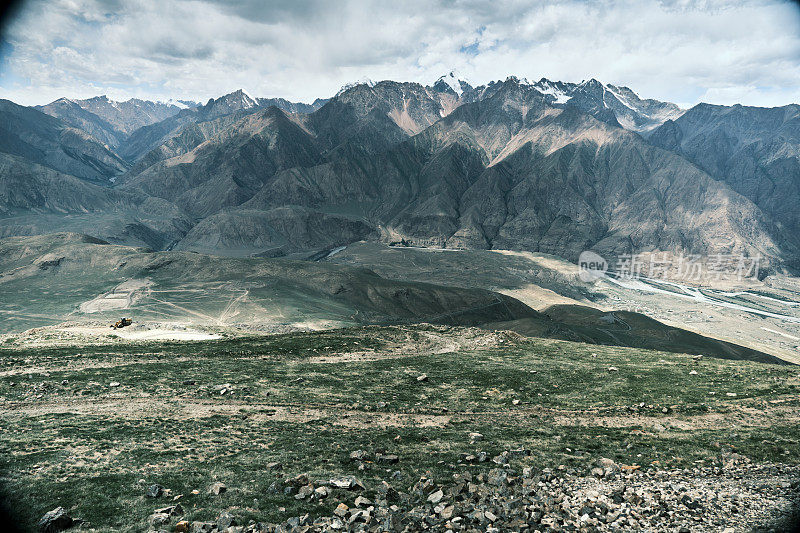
1;75;798;272
118;90;327;162
37;96;198;150
0;99;129;184
0;153;191;249
458;76;683;133
551;78;683;132
36;97;128;149
62;95;196;135
649;103;800;238
120;78;793;267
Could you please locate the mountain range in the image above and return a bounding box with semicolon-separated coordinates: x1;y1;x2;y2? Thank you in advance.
1;73;798;273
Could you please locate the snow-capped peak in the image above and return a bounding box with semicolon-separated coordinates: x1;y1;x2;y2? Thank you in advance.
336;77;377;96
532;78;571;104
158;98;191;109
435;71;468;96
239;88;256;102
207;89;258;109
228;89;257;107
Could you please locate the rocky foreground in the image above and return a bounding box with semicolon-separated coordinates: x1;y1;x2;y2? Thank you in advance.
14;326;797;532
40;452;799;532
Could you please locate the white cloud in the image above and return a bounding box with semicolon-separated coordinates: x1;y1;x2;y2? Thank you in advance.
0;0;798;107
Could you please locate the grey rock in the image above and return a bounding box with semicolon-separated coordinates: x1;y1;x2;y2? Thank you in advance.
148;512;171;527
349;450;369;461
328;476;364;490
427;489;444;504
208;482;227;495
145;484;164;498
217;512;236;529
376;454;399;465
37;507;74;533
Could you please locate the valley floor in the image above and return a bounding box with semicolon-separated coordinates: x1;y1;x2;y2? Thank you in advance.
0;325;798;531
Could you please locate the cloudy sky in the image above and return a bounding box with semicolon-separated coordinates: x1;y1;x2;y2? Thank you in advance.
0;0;798;107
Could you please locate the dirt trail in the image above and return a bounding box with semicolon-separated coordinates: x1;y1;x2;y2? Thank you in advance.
3;395;795;432
307;327;511;363
0;355;198;377
0;398;452;428
550;404;800;431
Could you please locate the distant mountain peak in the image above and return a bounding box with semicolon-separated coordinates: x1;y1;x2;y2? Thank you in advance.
202;89;259;117
52;97;77;105
579;78;603;87
157;98;199;110
210;89;257;105
233;88;255;98
433;71;471;96
336;77;377;96
530;78;571;104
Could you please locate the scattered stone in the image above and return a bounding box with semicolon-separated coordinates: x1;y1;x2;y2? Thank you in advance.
427;489;444;504
216;512;236;529
328;476;364;490
295;484;314;500
175;520;190;533
208;482;227;495
354;495;371;507
145;484;164;498
376;453;399;464
348;509;370;524
333;503;348;517
154;504;183;516
416;374;428;382
109;381;120;387
133;449;800;532
148;512;171;527
37;507;74;533
349;450;369;461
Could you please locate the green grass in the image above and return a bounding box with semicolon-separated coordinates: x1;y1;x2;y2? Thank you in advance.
0;325;797;531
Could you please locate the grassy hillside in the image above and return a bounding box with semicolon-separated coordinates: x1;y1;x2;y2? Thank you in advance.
0;325;797;531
